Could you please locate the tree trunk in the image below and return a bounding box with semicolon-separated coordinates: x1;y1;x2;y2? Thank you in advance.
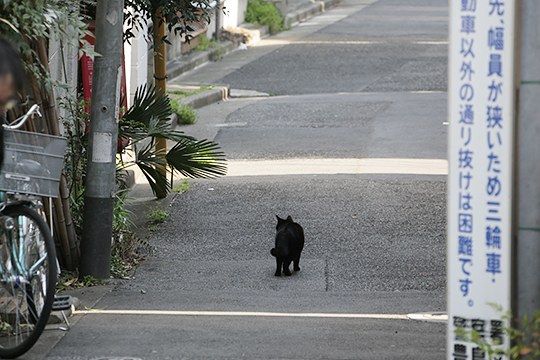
152;7;168;199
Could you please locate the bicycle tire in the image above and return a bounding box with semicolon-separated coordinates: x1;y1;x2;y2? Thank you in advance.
0;204;57;359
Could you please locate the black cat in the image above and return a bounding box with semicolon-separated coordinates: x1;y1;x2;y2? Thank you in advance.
271;215;305;276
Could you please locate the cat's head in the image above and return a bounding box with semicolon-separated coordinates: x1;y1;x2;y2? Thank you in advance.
276;215;293;230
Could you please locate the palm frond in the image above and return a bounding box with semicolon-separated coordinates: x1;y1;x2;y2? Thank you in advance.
147;116;200;142
166;138;227;179
120;84;227;196
135;142;170;196
145;116;175;138
118;119;149;142
137;162;170;197
123;85;172;126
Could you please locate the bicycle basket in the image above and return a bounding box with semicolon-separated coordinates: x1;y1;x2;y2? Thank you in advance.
0;129;67;197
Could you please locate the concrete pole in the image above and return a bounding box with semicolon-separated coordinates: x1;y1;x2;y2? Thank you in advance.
516;0;540;321
215;0;222;41
79;0;124;279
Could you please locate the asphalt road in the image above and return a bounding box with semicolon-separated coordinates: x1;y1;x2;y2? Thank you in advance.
44;0;449;359
219;1;448;95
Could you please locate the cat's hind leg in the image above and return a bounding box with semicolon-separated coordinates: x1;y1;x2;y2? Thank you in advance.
275;258;283;276
294;253;301;272
283;260;292;276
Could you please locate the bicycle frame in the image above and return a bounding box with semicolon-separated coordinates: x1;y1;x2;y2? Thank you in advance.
0;104;60;357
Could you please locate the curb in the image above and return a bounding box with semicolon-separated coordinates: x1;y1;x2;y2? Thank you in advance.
170;85;230;127
166;41;237;80
180;85;230;110
284;0;340;28
167;0;340;80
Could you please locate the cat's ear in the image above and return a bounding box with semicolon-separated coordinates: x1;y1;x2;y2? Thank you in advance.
286;215;293;222
276;215;284;223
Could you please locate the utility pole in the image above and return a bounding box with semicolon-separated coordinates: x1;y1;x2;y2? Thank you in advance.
214;0;222;41
79;0;124;279
515;0;540;322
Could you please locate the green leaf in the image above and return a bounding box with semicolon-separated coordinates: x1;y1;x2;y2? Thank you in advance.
119;119;149;142
123;0;213;42
120;84;177;146
138;162;170;197
120;84;227;197
146;115;174;138
166;138;227;179
123;84;172;126
135;142;170;197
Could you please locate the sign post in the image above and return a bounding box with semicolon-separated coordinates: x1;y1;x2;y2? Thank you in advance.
448;1;517;359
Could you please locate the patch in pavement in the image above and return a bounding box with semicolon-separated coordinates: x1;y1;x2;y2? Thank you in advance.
363;58;448;92
119;259;327;292
226;100;391;128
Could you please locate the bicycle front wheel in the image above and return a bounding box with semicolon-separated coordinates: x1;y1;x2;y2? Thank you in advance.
0;204;57;359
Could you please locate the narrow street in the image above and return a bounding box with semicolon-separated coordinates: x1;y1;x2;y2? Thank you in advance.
45;0;449;358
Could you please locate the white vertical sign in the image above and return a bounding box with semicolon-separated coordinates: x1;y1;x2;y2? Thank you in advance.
448;0;516;359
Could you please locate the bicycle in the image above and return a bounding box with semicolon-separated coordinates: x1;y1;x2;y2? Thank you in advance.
0;104;66;358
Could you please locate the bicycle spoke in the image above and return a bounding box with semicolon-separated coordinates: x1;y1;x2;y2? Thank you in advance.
0;206;56;357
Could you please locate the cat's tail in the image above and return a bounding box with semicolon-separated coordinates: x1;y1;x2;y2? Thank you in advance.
270;248;277;257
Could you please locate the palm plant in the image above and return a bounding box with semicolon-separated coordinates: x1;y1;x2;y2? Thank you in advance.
123;0;215;198
118;85;227;197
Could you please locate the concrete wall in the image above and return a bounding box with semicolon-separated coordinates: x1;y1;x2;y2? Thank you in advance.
207;0;249;38
222;0;248;29
206;8;218;39
48;15;79;133
166;32;182;62
124;22;149;107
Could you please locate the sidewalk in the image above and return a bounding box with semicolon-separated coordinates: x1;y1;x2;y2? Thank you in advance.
166;0;341;85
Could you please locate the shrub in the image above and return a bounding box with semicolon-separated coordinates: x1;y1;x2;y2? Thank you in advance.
173;179;190;194
171;99;197;125
457;305;540;359
245;0;284;33
147;208;169;224
168;86;213;98
194;36;219;52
